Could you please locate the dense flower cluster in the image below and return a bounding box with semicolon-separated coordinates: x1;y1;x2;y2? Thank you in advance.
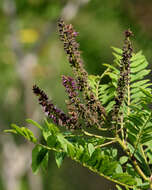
112;29;133;122
58;18;88;91
61;75;97;128
62;75;80;128
33;84;83;129
62;75;78;100
33;85;70;127
58;19;106;127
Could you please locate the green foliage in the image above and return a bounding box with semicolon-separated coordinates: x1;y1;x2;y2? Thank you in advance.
5;124;37;143
5;119;137;188
93;47;152;114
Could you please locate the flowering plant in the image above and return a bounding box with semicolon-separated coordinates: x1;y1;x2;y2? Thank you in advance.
5;19;152;190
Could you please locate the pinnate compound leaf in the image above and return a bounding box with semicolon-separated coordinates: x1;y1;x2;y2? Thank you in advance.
57;133;75;157
99;157;118;176
10;124;37;143
112;173;136;186
11;124;24;136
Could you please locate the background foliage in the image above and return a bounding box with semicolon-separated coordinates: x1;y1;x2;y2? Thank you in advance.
1;0;152;190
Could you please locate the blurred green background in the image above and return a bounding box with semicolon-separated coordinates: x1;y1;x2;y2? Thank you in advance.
0;0;152;190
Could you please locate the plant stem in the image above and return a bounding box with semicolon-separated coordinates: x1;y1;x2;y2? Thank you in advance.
82;129;114;140
127;83;130;115
95;139;117;149
140;145;151;175
117;137;149;181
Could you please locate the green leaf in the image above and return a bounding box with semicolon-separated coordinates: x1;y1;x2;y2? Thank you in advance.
42;125;52;141
112;52;122;60
32;145;48;174
106;72;118;81
119;156;128;165
67;144;75;157
11;124;37;143
47;135;57;147
21;127;37;143
127;115;143;126
99;158;118;176
88;143;95;157
4;129;17;134
131;51;142;62
45;120;59;135
140;88;152;99
75;145;84;160
41;150;49;172
105;101;115;112
26;119;42;130
131;60;148;73
141;134;152;144
87;148;101;167
115;164;123;173
131;79;150;88
116;185;123;190
57;133;75;156
103;63;119;74
81;147;91;163
137;182;150;189
11;124;24;136
126;122;139;135
111;46;123;55
57;133;68;152
131;69;150;82
131;57;145;68
55;152;66;168
112;173;136;186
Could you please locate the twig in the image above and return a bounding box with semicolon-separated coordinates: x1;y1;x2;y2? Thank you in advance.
95;140;117;149
82;129;115;140
117;137;149;181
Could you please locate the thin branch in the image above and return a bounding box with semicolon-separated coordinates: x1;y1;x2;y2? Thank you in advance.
82;129;115;140
117;137;149;181
140;145;151;175
95;140;117;149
